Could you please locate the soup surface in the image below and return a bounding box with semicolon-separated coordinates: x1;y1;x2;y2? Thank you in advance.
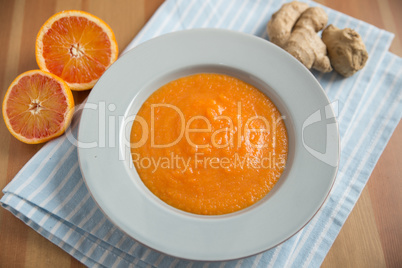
130;73;288;215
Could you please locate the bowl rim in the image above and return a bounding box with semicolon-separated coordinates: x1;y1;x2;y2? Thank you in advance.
77;28;340;261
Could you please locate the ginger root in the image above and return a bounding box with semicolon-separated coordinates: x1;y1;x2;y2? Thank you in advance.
322;25;369;77
283;7;332;72
267;3;332;73
267;1;308;48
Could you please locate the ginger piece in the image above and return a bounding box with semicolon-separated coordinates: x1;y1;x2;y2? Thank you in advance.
283;7;332;73
267;1;309;48
322;25;368;77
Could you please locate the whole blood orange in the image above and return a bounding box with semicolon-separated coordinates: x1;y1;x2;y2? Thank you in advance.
35;10;118;91
2;70;75;144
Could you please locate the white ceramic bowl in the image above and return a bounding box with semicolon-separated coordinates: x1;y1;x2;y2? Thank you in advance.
78;29;339;261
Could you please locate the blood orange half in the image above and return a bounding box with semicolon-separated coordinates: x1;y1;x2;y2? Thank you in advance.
2;70;75;144
35;10;118;91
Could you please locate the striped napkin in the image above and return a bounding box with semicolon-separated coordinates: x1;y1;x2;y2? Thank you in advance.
2;0;401;267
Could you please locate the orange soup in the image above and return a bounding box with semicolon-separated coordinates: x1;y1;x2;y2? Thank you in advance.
130;73;288;215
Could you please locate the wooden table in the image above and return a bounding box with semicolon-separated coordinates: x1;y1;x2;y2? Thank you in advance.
0;0;400;267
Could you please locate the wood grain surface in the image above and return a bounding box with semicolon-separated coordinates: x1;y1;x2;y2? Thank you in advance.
0;0;400;267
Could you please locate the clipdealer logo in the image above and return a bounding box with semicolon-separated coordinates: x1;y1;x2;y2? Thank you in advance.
302;101;339;167
66;100;338;167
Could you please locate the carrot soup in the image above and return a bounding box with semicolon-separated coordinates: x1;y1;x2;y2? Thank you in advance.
130;73;288;215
